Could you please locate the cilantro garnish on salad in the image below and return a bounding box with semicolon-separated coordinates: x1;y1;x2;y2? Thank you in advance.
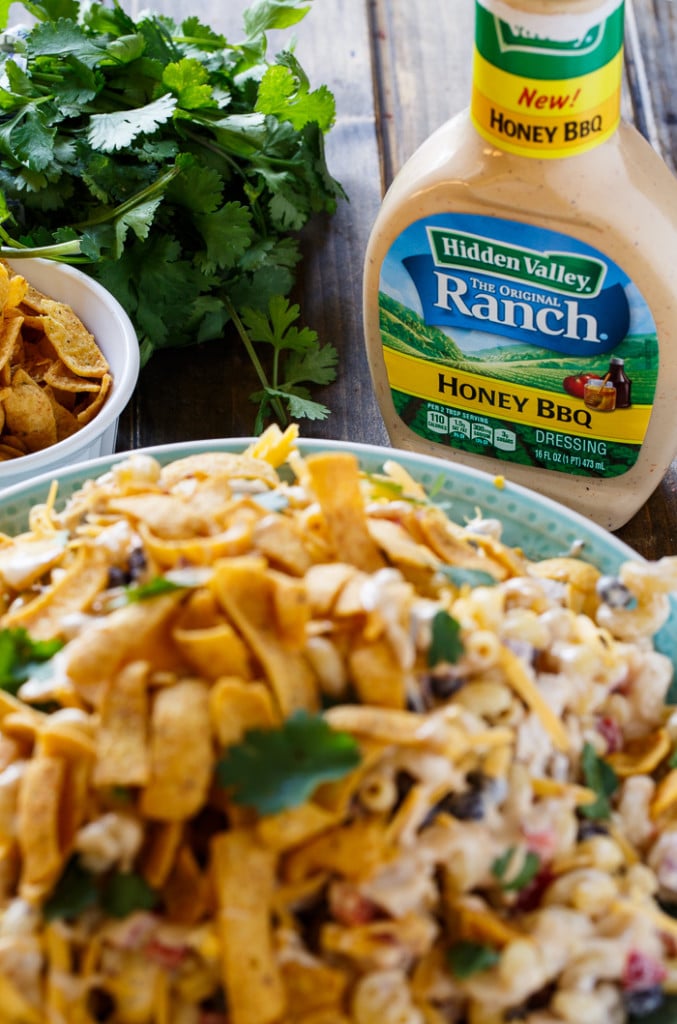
0;626;64;695
447;940;500;979
491;846;541;892
216;710;362;815
44;857;158;921
0;0;344;429
428;609;464;667
579;740;619;820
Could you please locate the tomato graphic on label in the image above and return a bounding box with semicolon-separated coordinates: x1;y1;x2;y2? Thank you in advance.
562;373;602;398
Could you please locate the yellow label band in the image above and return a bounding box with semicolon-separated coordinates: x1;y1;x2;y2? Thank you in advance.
471;85;621;158
383;347;650;444
473;50;623;118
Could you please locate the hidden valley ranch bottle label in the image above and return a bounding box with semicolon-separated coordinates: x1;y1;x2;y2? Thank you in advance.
378;214;657;478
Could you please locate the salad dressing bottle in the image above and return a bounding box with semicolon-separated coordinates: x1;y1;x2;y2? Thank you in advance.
363;0;677;531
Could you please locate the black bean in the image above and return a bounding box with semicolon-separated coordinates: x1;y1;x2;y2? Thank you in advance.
427;669;466;701
435;789;485;821
420;774;492;828
106;565;129;588
465;770;491;791
294;887;329;953
465;769;507;806
127;546;147;580
596;575;635;608
107;548;148;589
394;770;417;806
187;805;229;867
623;986;665;1017
200;989;228;1014
86;988;116;1022
505;982;556;1020
576;820;609;841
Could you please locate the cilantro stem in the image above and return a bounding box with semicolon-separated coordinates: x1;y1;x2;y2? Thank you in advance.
273;345;281;391
226;299;288;426
0;230;84;261
182;126;244;173
173;35;227;51
74;165;183;228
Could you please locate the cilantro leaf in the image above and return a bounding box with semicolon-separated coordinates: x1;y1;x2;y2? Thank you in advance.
447;940;500;979
179;17;226;50
167;162;223;215
363;473;433;506
43;857;98;921
216;711;362;815
163;58;216;109
88;94;177;151
9;109;55;171
114;196;163;252
273;387;331;422
102;872;158;918
579;741;619;820
243;0;311;38
428;609;463;667
491;847;541;891
124;576;187;602
284;342;339;387
104;33;147;65
195;202;254;273
242;293;302;345
26;20;104;67
25;0;79;16
44;859;159;921
236;296;337;426
0;627;64;696
256;63;335;132
268;185;308;231
439;566;499;589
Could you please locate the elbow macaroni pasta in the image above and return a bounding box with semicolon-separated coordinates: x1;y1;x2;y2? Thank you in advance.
0;424;675;1023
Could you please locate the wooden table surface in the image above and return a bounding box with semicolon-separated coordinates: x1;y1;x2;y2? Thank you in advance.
114;0;677;561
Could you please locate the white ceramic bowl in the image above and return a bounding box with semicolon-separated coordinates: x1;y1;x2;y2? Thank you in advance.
1;258;139;491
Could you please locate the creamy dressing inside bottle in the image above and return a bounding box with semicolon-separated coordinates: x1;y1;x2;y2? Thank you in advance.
363;0;677;530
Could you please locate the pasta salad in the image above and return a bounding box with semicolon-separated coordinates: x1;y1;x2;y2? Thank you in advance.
0;425;676;1024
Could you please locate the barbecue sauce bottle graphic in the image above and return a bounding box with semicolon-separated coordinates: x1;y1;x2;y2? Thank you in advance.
608;356;632;408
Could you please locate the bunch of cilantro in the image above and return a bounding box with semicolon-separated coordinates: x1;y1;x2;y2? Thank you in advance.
0;0;345;428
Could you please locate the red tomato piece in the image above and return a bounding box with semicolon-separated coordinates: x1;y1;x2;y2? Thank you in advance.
622;949;667;990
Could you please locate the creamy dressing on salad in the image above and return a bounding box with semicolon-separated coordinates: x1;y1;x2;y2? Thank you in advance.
363;0;677;531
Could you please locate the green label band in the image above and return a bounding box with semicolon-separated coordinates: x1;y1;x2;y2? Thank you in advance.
475;0;625;80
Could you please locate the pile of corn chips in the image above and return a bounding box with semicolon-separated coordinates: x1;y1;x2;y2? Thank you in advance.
0;424;676;1024
0;261;112;460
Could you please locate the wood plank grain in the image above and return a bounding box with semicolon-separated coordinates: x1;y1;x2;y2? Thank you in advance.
625;0;677;170
371;0;474;184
